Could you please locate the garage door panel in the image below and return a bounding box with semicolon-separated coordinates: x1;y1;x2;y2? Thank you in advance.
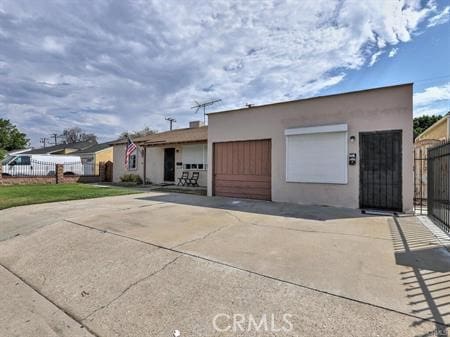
215;180;270;189
214;189;270;200
214;140;271;201
214;174;270;182
215;185;271;195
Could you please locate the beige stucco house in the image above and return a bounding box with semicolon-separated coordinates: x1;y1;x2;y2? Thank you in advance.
207;83;414;212
111;122;207;186
413;113;449;206
76;143;113;175
415;113;450;142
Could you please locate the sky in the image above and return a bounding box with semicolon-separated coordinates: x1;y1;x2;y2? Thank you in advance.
0;0;449;147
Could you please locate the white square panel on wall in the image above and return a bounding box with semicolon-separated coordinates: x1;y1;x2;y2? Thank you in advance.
285;124;348;184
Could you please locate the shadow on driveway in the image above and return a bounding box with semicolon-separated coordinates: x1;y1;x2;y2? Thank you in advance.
136;193;373;221
391;216;450;336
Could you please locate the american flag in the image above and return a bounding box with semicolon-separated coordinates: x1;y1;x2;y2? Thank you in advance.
125;136;137;165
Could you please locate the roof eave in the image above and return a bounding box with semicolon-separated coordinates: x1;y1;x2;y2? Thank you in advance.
416;115;449;140
143;139;207;147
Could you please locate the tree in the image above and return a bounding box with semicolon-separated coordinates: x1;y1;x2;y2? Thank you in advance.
60;127;97;144
120;127;157;139
0;119;29;159
413;115;443;139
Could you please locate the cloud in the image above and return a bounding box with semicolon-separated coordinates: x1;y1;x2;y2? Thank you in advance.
414;106;446;117
369;50;384;66
413;82;450;117
388;48;398;58
427;6;450;27
0;0;441;145
414;83;450;106
42;36;66;54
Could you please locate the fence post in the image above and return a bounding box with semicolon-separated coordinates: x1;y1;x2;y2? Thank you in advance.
56;164;64;184
105;161;113;182
99;162;106;182
0;164;2;185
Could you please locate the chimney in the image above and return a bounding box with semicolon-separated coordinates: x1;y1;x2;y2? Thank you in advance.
189;120;204;128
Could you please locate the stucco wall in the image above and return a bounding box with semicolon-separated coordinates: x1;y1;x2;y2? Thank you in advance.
95;147;113;165
207;84;414;212
146;147;165;184
416;117;448;142
112;144;144;182
79;148;112;175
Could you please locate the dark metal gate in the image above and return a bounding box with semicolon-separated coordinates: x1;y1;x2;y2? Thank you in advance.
427;141;450;233
359;130;402;212
413;139;441;215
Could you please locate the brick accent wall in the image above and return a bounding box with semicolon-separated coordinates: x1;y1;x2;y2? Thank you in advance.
1;176;56;185
56;164;64;184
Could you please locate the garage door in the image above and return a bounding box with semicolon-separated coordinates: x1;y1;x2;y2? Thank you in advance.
213;139;271;200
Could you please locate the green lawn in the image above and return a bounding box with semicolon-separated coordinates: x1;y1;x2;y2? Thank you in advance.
0;184;141;210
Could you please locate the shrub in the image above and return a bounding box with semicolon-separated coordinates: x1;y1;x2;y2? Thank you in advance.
120;174;143;184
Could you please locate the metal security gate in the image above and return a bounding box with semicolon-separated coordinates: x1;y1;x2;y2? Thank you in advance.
413;139;441;214
428;141;450;232
359;130;402;211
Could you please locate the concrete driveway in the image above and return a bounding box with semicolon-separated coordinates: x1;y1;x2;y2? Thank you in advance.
0;192;449;337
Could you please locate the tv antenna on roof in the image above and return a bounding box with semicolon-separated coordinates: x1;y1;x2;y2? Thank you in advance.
165;117;176;131
191;99;222;123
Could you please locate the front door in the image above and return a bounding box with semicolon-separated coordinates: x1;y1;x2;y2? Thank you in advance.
359;130;402;211
164;148;175;182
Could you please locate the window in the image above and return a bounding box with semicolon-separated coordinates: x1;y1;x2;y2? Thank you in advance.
12;156;31;165
182;144;207;170
285;124;348;184
128;151;137;170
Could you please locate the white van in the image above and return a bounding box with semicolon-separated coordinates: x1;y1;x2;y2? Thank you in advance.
1;154;83;176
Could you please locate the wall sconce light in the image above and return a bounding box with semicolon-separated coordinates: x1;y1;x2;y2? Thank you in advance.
350;136;356;142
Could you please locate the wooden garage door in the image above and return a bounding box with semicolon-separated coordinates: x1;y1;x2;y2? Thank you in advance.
213;139;271;200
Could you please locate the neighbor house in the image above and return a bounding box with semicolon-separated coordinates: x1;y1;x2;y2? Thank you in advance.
111;121;207;186
75;142;114;175
413;112;449;206
24;140;97;155
6;148;33;156
19;140;114;175
207;83;413;212
415;112;450;143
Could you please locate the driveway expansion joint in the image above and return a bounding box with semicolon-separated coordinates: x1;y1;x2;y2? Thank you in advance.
64;218;449;328
0;263;101;337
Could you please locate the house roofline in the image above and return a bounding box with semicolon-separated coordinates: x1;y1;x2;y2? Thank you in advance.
77;147;112;155
109;126;208;146
416;114;449;140
207;83;413;116
142;139;207;147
